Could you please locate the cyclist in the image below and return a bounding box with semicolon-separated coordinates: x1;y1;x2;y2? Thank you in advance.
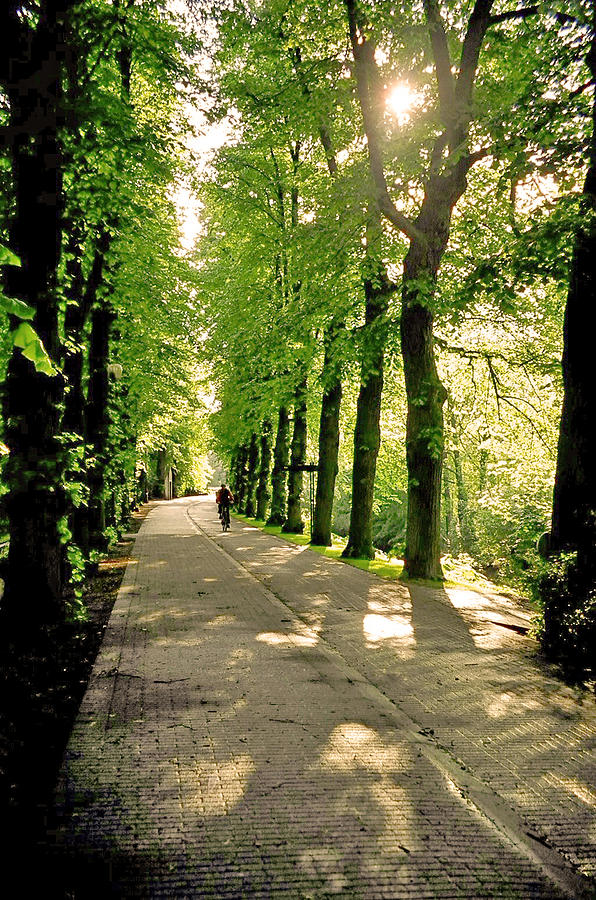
216;483;234;529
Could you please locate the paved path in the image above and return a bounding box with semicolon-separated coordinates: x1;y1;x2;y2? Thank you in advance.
44;496;595;898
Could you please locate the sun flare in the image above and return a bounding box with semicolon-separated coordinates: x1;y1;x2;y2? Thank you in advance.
387;83;415;122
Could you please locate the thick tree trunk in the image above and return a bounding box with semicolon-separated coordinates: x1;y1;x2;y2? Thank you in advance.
401;242;447;580
86;301;114;551
1;1;69;632
282;378;308;533
256;421;273;520
312;328;343;546
244;433;260;518
342;276;391;559
551;20;596;554
267;406;290;525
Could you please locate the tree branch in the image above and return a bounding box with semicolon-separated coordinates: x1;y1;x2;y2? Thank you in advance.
488;5;538;25
422;0;456;136
456;0;495;110
344;0;425;246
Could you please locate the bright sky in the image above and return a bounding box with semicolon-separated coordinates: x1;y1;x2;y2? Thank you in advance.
173;104;231;251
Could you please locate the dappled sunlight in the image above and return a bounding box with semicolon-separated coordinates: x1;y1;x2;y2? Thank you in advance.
136;607;191;624
228;647;254;663
298;848;348;894
542;773;596;808
370;776;422;856
208;696;249;722
319;722;409;773
151;635;204;649
367;597;410;615
364;591;415;650
363;613;415;647
486;691;517;718
256;630;318;648
179;754;255;817
467;625;517;651
445;587;496;611
318;723;421;857
445;587;531;630
207;614;237;627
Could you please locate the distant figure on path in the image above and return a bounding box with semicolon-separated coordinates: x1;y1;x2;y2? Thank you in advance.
215;483;234;519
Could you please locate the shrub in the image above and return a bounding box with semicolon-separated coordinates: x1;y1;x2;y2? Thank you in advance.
533;550;596;679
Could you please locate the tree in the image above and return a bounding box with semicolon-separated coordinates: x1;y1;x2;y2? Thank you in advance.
550;3;596;556
1;0;72;631
1;0;205;633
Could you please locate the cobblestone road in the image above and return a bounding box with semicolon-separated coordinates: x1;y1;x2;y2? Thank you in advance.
44;496;596;898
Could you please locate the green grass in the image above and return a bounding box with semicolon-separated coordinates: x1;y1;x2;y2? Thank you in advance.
231;512;406;580
231;511;519;596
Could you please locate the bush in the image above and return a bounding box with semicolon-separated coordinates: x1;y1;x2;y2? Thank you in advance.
533;550;596;679
372;499;407;555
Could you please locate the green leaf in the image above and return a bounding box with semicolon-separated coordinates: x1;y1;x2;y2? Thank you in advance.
0;243;21;267
0;295;35;320
11;322;57;375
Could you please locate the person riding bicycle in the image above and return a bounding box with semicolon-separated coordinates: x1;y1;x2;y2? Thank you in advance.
216;484;234;520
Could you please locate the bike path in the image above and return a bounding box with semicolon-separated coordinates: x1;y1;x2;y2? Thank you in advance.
44;496;595;897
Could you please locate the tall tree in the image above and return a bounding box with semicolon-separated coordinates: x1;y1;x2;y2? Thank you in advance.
550;3;596;556
345;0;496;577
312;322;343;545
342;213;394;558
0;0;72;630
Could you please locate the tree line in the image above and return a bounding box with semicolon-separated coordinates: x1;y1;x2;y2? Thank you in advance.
0;0;594;676
0;0;207;640
199;0;595;674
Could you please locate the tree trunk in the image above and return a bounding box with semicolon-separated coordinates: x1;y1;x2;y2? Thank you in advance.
267;406;290;525
235;444;249;513
282;377;308;533
312;327;343;546
229;452;237;491
342;274;391;559
0;0;69;633
86;301;115;551
244;433;260;518
401;242;447;580
256;421;273;520
443;460;459;555
453;443;476;554
551;19;596;555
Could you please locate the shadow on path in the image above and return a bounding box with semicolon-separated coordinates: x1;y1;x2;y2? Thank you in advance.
35;498;594;898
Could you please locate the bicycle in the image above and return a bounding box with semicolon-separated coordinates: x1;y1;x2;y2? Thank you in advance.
220;504;231;532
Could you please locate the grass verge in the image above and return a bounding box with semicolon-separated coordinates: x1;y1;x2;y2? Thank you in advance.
231;511;520;595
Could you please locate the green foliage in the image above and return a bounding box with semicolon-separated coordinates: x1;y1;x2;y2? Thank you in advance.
11;323;57;375
533;551;596;679
1;244;56;376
